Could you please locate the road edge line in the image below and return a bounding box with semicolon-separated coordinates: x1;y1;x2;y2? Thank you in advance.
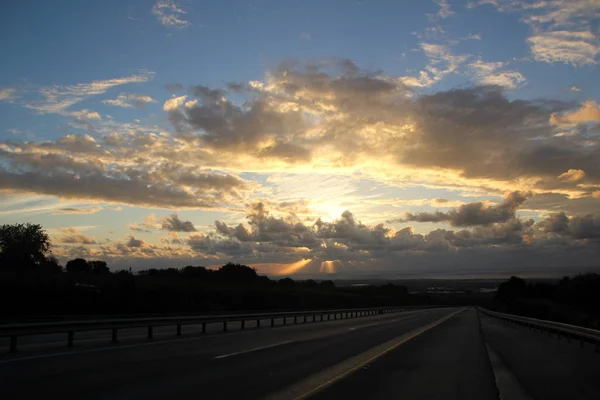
265;308;464;400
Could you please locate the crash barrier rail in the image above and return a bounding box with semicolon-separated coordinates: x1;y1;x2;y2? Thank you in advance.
479;307;600;352
1;305;443;353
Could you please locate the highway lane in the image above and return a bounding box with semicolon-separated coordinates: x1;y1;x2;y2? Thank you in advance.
311;308;499;400
480;311;600;400
310;309;600;400
0;307;458;399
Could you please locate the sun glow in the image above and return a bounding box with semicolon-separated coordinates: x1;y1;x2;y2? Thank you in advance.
320;260;339;274
278;258;312;275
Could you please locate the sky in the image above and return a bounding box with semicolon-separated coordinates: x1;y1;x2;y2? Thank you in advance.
1;0;599;278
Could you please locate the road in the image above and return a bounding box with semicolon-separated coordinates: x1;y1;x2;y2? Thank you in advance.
1;307;600;399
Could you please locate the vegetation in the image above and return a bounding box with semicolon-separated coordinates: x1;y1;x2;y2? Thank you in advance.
0;223;428;321
493;274;600;329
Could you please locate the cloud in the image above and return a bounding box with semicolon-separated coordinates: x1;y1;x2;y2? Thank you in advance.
152;0;190;28
2;59;599;216
49;199;600;276
558;169;586;182
24;71;154;115
569;85;581;92
0;139;250;208
469;59;526;88
397;191;530;226
127;236;145;248
160;213;197;232
550;101;600;127
103;93;156;108
300;32;311;41
56;228;97;245
183;201;600;277
401;43;468;87
0;88;16;101
538;212;600;240
473;0;600;66
54;206;103;215
429;0;455;21
528;31;600;66
163;95;187;111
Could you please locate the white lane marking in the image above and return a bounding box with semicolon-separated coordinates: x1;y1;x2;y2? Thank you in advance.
485;343;533;400
348;311;439;331
349;323;380;331
214;340;295;359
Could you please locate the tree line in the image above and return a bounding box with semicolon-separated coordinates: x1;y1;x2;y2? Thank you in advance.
0;223;423;319
494;274;600;329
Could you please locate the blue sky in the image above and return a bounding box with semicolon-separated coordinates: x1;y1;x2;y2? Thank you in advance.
1;0;599;278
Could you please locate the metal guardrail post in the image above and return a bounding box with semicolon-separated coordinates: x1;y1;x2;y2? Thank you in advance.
176;324;181;336
241;320;245;330
271;317;275;327
294;316;297;324
223;321;228;332
256;319;261;329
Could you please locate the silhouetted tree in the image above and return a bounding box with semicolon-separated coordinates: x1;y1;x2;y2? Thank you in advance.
218;263;258;282
0;223;50;269
319;280;335;290
41;256;63;274
182;265;210;277
496;276;528;301
88;260;109;274
278;277;295;287
66;258;91;273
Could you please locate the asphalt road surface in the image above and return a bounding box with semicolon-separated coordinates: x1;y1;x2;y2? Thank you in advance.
1;307;599;399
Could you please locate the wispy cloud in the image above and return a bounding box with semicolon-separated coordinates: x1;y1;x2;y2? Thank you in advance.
152;0;191;28
469;59;526;88
0;88;16;101
471;0;600;66
103;93;157;108
428;0;455;21
54;206;103;215
24;71;154;115
528;30;599;66
401;43;469;87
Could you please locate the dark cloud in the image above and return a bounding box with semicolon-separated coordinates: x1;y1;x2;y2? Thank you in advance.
161;213;196;232
209;203;542;266
215;202;317;248
398;191;529;226
0;141;249;209
539;212;600;240
126;236;144;248
187;233;253;256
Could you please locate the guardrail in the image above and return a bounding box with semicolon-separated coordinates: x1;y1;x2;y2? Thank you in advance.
479;307;600;352
1;305;438;353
